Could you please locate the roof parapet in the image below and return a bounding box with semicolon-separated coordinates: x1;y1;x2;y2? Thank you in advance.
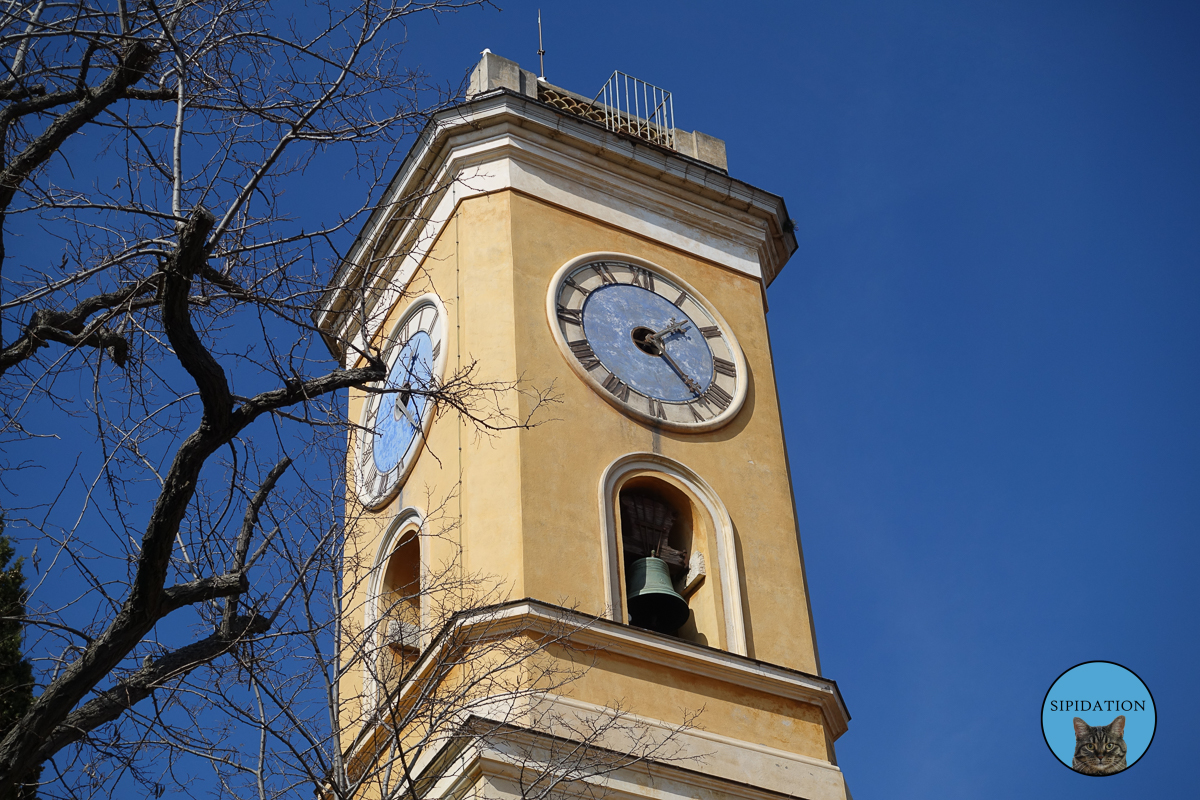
467;50;539;99
466;51;727;171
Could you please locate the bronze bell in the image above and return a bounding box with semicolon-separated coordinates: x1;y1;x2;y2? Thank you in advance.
626;556;690;635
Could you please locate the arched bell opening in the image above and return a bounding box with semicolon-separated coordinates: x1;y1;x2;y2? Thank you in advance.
361;509;431;724
616;476;720;646
381;527;429;666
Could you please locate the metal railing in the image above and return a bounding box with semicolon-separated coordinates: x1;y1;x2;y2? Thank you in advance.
592;71;675;149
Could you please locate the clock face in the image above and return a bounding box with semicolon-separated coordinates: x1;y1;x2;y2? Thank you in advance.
356;296;447;508
547;256;747;431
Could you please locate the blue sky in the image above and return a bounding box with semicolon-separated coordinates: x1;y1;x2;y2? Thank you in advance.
6;1;1194;797
398;1;1198;796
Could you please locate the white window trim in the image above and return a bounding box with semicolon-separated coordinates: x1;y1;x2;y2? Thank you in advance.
598;453;748;656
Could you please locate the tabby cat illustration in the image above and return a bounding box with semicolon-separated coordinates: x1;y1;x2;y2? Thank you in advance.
1071;715;1128;775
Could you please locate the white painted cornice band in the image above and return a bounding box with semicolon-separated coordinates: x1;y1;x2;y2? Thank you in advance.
528;603;852;740
357;599;849;756
425;717;849;800
315;89;797;363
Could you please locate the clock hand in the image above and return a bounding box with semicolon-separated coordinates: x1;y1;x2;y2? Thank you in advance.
657;346;703;395
649;317;690;348
401;350;420;383
393;383;418;426
392;350;422;427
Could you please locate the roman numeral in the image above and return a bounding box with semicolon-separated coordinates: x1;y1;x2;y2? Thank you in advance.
592;263;618;284
699;325;721;339
701;383;733;410
568;339;602;370
690;404;706;422
564;275;590;296
431;340;441;361
630;267;654;291
557;305;584;326
649;398;667;420
602;372;630;401
713;357;736;377
673;291;687;307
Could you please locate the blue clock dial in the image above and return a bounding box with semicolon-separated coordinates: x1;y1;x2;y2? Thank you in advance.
583;285;713;402
550;258;745;430
372;331;433;473
356;296;446;509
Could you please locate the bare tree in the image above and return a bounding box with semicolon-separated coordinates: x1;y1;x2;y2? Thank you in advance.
153;489;698;800
0;1;656;797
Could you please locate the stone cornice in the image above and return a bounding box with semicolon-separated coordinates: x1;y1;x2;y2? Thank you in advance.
424;720;847;800
518;602;852;740
351;598;849;765
314;89;797;362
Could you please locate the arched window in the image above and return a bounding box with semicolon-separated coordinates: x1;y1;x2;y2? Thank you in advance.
600;454;747;655
379;528;422;663
364;510;427;712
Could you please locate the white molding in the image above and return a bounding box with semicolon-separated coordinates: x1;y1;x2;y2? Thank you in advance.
347;600;848;766
508;602;848;737
356;599;847;738
598;452;749;656
489;694;850;800
412;709;849;800
345;601;849;798
316;93;796;362
545;253;750;433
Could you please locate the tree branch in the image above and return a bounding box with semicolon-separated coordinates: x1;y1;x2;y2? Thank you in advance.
0;40;158;215
221;457;291;636
159;204;227;421
34;613;270;761
0;279;158;374
232;365;385;428
162;572;248;614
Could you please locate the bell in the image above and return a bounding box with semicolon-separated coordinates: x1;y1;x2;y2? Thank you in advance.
626;556;690;635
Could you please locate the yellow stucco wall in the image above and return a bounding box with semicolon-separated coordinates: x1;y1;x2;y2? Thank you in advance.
505;192;818;672
553;644;833;763
341;188;827;758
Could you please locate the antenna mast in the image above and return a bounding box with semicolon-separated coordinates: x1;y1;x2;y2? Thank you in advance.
537;9;546;80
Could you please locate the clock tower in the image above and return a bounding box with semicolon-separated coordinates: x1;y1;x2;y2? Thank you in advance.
317;52;852;800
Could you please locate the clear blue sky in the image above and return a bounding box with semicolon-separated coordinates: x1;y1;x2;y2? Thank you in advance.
399;1;1198;796
9;2;1192;797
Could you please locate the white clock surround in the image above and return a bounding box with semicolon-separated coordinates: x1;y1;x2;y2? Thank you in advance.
546;252;749;432
354;292;448;509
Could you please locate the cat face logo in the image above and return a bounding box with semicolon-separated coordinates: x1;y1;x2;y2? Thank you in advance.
1071;715;1127;775
1041;661;1155;776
